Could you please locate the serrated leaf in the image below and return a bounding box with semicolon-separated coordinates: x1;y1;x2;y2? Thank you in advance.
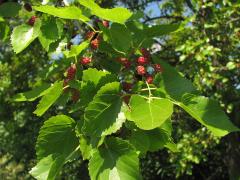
153;57;196;101
36;115;79;159
78;0;132;24
11;20;41;54
153;58;239;136
109;23;132;53
179;94;239;136
89;137;141;180
130;128;170;153
0;2;21;17
34;81;63;116
33;5;89;22
31;115;79;179
79;134;93;160
82;82;123;137
82;68;113;86
64;41;89;58
79;69;117;108
128;95;173;130
30;154;65;180
39;18;63;51
13;83;51;102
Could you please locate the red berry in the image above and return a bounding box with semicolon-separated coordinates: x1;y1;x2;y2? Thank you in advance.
118;58;131;68
141;48;150;58
24;3;32;12
137;56;149;65
28;16;37;26
85;31;95;40
71;89;80;102
91;38;100;49
137;65;146;75
80;57;92;65
154;64;163;73
67;64;77;80
102;20;109;28
146;75;154;84
122;82;133;92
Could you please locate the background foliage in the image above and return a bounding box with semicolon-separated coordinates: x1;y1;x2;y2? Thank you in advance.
0;0;240;179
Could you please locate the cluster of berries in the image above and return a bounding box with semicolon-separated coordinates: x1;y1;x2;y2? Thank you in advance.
63;57;92;102
85;20;109;49
117;48;163;93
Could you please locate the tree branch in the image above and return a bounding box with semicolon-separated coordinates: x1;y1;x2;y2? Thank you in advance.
144;15;184;23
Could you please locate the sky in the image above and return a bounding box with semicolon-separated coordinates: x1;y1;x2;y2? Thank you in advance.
145;1;161;17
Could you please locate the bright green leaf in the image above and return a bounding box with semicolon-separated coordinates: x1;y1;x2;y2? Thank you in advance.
64;41;89;58
30;154;65;180
33;5;89;22
78;0;132;24
13;83;51;102
128;95;173;130
11;20;41;54
33;81;63;116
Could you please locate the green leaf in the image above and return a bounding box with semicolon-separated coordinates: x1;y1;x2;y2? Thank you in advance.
0;2;21;17
30;154;65;180
128;95;173;130
153;57;196;101
36;115;79;160
109;23;132;53
178;94;239;136
64;41;89;58
82;82;123;137
144;24;180;37
82;68;114;86
89;137;141;180
79;134;94;160
0;22;10;41
31;115;79;179
13;83;51;102
33;81;63;116
130;128;170;153
39;17;63;51
79;69;117;108
11;20;41;54
78;0;132;24
153;58;239;136
33;5;89;22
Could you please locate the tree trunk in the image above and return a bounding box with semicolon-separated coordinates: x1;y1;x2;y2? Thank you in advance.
226;105;240;180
